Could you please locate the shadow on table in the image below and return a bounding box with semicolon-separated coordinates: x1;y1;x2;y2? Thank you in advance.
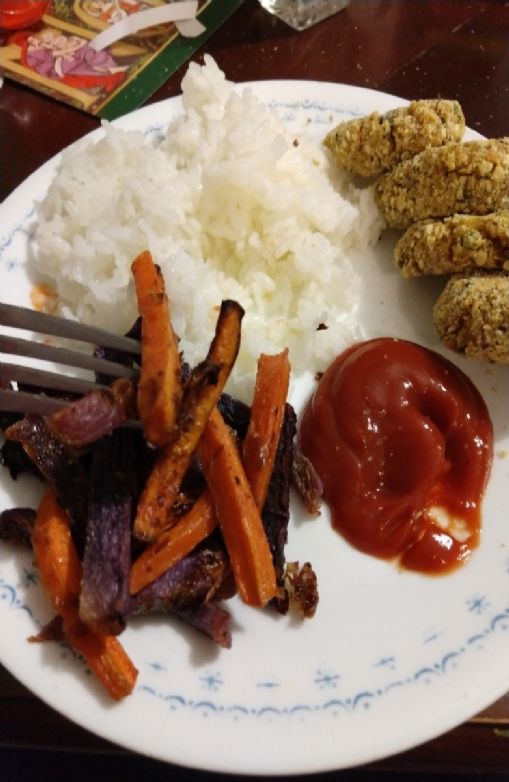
2;747;509;782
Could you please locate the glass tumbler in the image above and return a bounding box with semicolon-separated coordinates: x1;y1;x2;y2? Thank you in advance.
258;0;350;31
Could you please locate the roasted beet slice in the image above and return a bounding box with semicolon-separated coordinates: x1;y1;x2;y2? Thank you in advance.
129;540;231;616
262;403;296;584
284;561;319;619
5;415;89;551
0;507;36;546
177;602;232;649
79;430;135;635
48;379;137;448
217;393;251;439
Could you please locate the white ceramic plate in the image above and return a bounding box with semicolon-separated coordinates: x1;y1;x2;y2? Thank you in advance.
1;82;508;776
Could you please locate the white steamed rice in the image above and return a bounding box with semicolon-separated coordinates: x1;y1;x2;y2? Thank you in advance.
34;56;383;401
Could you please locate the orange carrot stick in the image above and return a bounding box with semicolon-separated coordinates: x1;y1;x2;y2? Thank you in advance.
134;300;244;542
64;620;138;702
242;349;290;510
32;488;138;701
199;407;277;608
31;488;82;609
132;250;182;447
129;491;217;595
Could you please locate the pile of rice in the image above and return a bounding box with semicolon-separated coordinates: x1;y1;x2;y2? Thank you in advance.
34;56;383;401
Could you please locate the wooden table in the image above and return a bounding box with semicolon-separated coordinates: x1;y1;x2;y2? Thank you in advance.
1;0;508;778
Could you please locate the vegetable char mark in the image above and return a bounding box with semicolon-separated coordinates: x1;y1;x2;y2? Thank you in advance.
49;378;137;448
129;540;230;616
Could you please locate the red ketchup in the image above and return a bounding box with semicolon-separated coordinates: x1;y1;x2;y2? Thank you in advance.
299;338;493;574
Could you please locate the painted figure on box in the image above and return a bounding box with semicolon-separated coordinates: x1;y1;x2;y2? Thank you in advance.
20;27;126;91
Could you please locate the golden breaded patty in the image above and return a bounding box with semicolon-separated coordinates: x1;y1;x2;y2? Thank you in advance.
433;271;509;363
323;99;465;178
375;138;509;229
395;211;509;277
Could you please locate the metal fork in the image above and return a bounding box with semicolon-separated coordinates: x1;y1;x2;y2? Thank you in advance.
0;302;141;416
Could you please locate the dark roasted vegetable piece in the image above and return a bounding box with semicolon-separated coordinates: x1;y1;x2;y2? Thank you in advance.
94;318;141;386
1;382;80;479
283;561;319;619
262;403;296;585
29;614;65;643
5;416;89;552
0;507;36;546
217;393;251;440
129;540;231;615
178;602;232;649
291;442;323;515
48;378;137;448
0;439;42;480
79;430;135;635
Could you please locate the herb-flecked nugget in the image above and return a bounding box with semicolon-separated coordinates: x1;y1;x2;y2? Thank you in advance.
375;138;509;229
323;99;465;177
395;211;509;277
433;271;509;363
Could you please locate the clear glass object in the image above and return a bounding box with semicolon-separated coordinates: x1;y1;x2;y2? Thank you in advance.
258;0;350;30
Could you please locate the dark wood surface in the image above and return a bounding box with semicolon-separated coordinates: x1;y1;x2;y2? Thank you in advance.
1;0;509;779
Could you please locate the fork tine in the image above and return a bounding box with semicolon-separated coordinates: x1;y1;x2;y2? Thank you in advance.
0;361;107;396
0;388;72;416
0;388;142;427
0;334;139;380
0;302;141;356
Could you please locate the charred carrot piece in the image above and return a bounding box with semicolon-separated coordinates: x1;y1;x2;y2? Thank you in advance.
134;300;244;542
199;407;277;608
132;250;182;448
129;491;217;595
64;619;138;702
32;488;138;701
242;349;290;510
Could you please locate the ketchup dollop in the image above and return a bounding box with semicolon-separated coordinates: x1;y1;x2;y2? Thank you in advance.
299;338;493;574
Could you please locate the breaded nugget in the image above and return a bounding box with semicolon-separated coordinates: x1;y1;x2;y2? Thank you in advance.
375;138;509;229
433;271;509;363
323;99;465;177
395;211;509;277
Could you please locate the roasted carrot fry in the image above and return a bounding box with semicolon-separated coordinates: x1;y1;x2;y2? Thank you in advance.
64;620;138;702
242;349;290;510
129;491;217;595
32;488;138;701
31;488;82;607
134;300;244;542
132;250;182;447
199;407;277;608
